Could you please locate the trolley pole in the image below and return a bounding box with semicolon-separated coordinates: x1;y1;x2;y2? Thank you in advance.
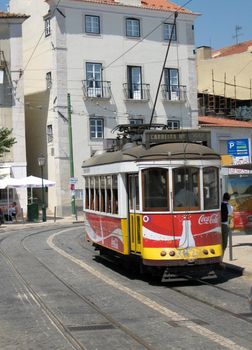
67;93;76;216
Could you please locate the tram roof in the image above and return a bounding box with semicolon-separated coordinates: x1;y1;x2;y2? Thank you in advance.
82;142;220;168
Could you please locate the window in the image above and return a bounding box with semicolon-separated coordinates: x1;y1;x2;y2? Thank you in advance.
47;124;53;143
173;167;199;211
126;18;140;37
130;119;143;125
164;68;180;100
142;168;169;211
164;23;176;41
127;66;142;99
167;120;180;130
84;175;118;214
90;118;104;139
86;62;102;97
203;167;219;210
46;72;52;89
44;17;51;37
85;15;100;34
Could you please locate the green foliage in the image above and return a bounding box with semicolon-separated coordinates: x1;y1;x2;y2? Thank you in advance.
0;127;16;156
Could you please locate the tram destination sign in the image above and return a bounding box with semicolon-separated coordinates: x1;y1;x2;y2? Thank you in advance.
142;129;211;148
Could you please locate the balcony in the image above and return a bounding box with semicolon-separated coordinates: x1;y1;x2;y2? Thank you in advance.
82;80;111;99
161;85;187;102
123;83;150;101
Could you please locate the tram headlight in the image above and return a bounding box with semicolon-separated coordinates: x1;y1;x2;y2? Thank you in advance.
160;251;167;257
210;248;215;254
203;249;209;255
169;250;175;257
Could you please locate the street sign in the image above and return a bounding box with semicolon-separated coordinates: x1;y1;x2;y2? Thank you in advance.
227;139;249;157
69;177;78;184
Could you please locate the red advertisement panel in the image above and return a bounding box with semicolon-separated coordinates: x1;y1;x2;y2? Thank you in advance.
142;212;221;248
85;213;124;252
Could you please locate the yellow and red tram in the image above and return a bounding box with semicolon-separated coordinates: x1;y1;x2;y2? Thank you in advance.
82;127;222;278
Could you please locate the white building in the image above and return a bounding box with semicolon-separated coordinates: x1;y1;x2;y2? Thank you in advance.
9;0;198;216
0;12;28;213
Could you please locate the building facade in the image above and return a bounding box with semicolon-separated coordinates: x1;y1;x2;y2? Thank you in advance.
197;42;252;120
0;12;28;213
10;0;198;215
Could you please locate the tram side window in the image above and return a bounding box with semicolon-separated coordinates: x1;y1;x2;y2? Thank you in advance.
100;176;105;212
95;177;99;211
106;175;112;213
112;175;118;214
142;168;169;211
173;167;199;210
85;177;90;209
203;167;219;210
90;177;95;210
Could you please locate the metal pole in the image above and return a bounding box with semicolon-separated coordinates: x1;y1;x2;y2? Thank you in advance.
149;12;178;127
67;93;76;216
41;165;46;222
228;228;233;261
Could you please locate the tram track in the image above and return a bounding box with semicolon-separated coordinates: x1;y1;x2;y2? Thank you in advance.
1;226;251;349
0;227;158;350
76;229;252;325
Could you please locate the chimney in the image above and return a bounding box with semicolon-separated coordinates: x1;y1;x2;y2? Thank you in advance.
115;0;141;6
196;46;212;60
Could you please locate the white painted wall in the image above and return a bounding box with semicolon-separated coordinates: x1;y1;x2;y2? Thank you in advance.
0;17;27;214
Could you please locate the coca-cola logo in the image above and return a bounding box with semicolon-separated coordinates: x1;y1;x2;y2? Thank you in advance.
198;213;220;225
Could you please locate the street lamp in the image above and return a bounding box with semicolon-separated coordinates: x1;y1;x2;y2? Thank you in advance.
38;155;46;222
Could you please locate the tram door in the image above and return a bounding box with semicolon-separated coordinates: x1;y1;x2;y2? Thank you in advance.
128;174;141;254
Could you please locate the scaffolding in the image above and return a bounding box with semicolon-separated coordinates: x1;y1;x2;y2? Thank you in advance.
202;70;252;120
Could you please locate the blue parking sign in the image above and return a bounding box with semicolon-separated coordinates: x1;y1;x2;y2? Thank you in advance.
227;139;249;157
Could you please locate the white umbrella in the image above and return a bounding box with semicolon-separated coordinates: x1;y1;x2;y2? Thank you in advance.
21;175;56;188
0;177;24;189
20;175;56;202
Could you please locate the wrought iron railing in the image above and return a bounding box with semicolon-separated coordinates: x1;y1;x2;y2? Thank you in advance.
123;83;150;101
82;80;111;99
161;85;187;102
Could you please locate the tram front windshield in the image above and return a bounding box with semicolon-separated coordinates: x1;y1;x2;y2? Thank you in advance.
142;166;219;211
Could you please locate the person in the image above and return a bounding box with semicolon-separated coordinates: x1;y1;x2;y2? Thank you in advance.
221;192;233;253
174;184;198;208
8;202;18;222
0;208;4;225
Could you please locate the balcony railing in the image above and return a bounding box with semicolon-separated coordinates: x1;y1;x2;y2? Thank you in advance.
123;83;150;101
82;80;111;99
161;85;187;102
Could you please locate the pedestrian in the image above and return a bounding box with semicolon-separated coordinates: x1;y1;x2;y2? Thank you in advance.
8;202;18;222
221;192;233;254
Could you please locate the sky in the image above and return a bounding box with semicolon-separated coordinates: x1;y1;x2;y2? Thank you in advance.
0;0;251;50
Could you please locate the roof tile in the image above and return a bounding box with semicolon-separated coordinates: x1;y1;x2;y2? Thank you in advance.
66;0;193;14
199;115;252;128
0;11;28;18
212;40;252;58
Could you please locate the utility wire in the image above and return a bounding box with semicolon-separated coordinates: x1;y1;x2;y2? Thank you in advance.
23;0;63;74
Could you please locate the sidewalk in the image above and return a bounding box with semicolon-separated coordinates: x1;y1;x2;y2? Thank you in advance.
223;232;252;278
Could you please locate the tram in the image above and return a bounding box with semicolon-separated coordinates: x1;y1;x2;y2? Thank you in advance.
82;125;222;278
